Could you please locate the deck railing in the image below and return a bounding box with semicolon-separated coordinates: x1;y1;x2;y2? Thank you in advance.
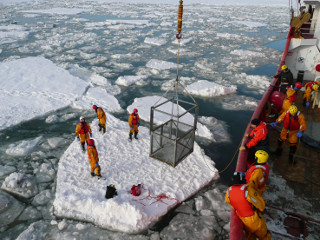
229;27;293;240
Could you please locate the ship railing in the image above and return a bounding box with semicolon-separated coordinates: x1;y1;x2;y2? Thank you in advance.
229;27;293;240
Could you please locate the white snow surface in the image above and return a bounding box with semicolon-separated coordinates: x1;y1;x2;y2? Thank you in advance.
146;59;180;70
115;75;148;86
185;80;237;98
54;115;218;233
72;87;122;112
1;172;39;199
0;57;89;130
127;96;215;141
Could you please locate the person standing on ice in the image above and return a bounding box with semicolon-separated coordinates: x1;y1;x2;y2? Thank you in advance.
270;105;307;163
245;150;270;196
273;65;294;93
240;118;269;154
225;172;271;240
75;116;92;152
87;139;101;178
128;108;140;141
92;105;106;133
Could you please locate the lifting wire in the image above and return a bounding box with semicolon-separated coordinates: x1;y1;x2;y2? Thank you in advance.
196;129;242;174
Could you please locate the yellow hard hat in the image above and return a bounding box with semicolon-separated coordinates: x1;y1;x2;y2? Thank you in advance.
289;105;298;115
255;150;269;164
281;65;288;70
312;84;319;91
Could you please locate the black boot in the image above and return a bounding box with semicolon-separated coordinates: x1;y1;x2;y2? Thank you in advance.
98;124;102;132
134;132;138;139
81;142;85;152
129;133;133;141
91;172;95;177
103;126;106;134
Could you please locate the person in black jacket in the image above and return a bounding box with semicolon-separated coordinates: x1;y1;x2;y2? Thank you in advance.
274;65;294;93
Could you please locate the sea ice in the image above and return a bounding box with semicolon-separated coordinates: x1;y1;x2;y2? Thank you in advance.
53;114;218;233
6;137;42;157
72;87;122;112
0;191;25;229
115;75;149;86
127;96;215;141
146;59;181;70
185;80;237;98
1;172;39;199
0;57;88;130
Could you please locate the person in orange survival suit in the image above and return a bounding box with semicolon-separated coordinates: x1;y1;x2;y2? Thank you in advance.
75;116;92;152
303;81;320;107
128;108;140;141
87;139;101;178
240;118;269;154
270;105;307;163
92;105;107;133
225;172;271;240
280;82;302;114
245;150;270;196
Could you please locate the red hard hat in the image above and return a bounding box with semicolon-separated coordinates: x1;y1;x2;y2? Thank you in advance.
92;105;97;110
88;139;94;146
133;108;138;113
295;82;303;89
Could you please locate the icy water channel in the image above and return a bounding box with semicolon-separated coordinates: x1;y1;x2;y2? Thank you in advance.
1;1;319;239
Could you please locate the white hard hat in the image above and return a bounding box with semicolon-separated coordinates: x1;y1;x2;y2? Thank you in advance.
80;116;85;121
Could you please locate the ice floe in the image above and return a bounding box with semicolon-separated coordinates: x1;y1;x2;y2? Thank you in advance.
53;115;218;232
0;57;88;130
115;75;149;86
185;80;237;98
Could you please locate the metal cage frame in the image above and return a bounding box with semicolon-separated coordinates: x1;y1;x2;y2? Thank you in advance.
149;95;199;167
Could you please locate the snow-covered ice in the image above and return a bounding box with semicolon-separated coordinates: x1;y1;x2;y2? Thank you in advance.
115;75;149;86
6;137;42;157
72;87;122;112
185;80;237;98
1;172;39;199
146;59;181;70
54;115;218;232
0;57;88;130
127;96;216;141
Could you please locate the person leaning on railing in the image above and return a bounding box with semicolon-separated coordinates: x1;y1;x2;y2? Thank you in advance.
273;65;294;93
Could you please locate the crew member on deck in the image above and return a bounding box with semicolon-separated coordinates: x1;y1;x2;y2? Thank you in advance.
245;150;270;196
92;104;107;133
240;118;269;154
75;116;92;152
225;172;271;240
270;105;307;163
273;65;294;93
303;81;320;107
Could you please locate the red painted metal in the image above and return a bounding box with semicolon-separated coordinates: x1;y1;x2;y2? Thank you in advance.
316;64;320;72
229;27;293;240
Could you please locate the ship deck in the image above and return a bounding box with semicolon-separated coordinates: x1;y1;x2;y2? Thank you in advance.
268;86;320;209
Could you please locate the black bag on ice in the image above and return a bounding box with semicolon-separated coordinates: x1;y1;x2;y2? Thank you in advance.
105;184;117;199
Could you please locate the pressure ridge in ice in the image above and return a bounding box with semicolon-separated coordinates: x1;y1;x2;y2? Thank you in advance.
53;114;219;233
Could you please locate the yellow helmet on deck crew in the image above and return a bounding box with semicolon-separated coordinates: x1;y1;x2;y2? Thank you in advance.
281;65;288;70
312;84;319;91
255;150;269;164
289;105;298;115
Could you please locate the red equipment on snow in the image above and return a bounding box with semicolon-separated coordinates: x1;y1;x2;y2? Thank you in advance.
131;184;142;196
